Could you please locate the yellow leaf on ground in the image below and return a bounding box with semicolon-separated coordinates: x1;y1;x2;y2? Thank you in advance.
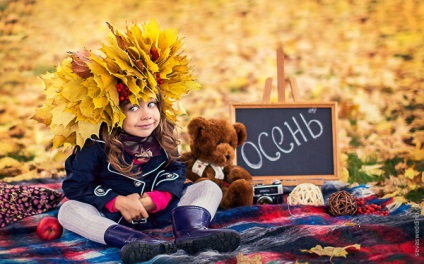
0;141;20;156
236;252;262;264
2;170;39;182
0;157;28;177
383;190;401;198
0;157;21;170
412;141;424;161
339;167;350;183
405;167;420;180
359;164;384;176
343;222;359;227
393;196;408;203
301;244;360;263
408;180;417;191
295;261;309;264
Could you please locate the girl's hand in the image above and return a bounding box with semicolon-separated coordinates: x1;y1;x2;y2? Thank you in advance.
114;193;149;223
139;193;156;212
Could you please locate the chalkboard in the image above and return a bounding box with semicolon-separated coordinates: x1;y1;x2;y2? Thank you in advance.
230;102;339;185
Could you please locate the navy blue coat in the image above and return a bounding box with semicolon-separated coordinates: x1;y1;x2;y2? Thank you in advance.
62;138;186;229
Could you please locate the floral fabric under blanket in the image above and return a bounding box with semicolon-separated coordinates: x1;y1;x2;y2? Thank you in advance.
0;181;64;228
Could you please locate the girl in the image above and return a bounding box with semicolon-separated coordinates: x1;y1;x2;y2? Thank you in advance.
58;89;240;264
33;20;241;264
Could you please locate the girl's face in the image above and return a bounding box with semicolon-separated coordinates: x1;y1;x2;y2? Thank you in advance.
122;98;161;138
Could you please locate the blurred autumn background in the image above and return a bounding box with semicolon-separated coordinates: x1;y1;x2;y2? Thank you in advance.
0;0;423;207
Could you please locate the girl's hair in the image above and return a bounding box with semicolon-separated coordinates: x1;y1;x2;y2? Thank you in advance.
97;90;180;177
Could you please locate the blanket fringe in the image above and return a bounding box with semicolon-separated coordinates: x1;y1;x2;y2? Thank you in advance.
349;185;375;198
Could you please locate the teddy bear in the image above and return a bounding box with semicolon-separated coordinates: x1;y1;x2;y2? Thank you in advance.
180;117;253;210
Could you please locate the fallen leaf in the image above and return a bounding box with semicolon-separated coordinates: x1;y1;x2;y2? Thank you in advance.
340;167;350;183
2;169;39;182
0;157;28;178
236;252;262;264
359;164;384;176
411;141;424;161
383;190;401;198
301;244;360;263
343;222;359;227
405;167;420;180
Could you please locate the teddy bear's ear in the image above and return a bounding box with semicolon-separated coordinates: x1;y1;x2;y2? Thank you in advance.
188;117;209;142
233;122;247;146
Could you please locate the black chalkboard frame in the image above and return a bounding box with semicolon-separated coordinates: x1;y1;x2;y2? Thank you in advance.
230;102;339;186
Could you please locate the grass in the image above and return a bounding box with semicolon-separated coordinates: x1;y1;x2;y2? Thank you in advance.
347;153;381;184
405;187;424;203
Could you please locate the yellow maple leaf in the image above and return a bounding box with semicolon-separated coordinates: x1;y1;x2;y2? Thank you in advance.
383;190;401;198
359;164;384;176
405;167;420;180
339;167;350;183
0;157;22;170
92;97;109;109
174;101;187;116
50;104;75;128
77;120;102;146
412;141;424;161
2;170;38;182
408;180;417;191
0;157;29;177
235;252;262;264
61;79;88;102
31;106;53;126
301;244;360;263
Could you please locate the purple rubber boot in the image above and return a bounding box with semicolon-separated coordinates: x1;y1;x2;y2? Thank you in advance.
104;224;175;264
172;205;241;254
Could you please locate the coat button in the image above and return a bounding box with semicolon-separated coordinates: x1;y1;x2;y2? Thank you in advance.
134;181;142;187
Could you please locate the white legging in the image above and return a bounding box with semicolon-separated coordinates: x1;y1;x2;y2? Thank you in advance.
58;180;222;245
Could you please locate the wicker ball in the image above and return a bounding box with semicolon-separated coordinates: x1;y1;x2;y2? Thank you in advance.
328;190;357;216
287;183;324;206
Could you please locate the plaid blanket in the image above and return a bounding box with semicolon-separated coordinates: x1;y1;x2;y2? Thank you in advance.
0;180;423;264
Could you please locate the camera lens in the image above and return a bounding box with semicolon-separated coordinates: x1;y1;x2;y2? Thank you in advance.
257;196;273;204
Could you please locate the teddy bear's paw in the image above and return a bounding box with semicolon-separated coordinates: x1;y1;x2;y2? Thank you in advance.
221;179;254;209
225;166;253;183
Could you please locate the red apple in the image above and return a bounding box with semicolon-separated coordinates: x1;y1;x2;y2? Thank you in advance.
36;216;63;241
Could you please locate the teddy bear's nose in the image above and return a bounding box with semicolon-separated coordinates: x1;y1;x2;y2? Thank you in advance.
226;154;230;160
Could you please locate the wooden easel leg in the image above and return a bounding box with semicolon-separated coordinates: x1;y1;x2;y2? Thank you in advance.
277;48;285;103
288;77;300;102
264;48;301;103
262;78;273;103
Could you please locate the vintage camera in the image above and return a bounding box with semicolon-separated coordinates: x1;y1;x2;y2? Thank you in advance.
253;180;284;204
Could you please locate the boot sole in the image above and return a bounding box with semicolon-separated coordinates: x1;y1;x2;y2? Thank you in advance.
120;241;176;264
176;232;241;254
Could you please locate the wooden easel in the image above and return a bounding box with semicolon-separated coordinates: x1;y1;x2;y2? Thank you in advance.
259;47;326;186
262;47;301;103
